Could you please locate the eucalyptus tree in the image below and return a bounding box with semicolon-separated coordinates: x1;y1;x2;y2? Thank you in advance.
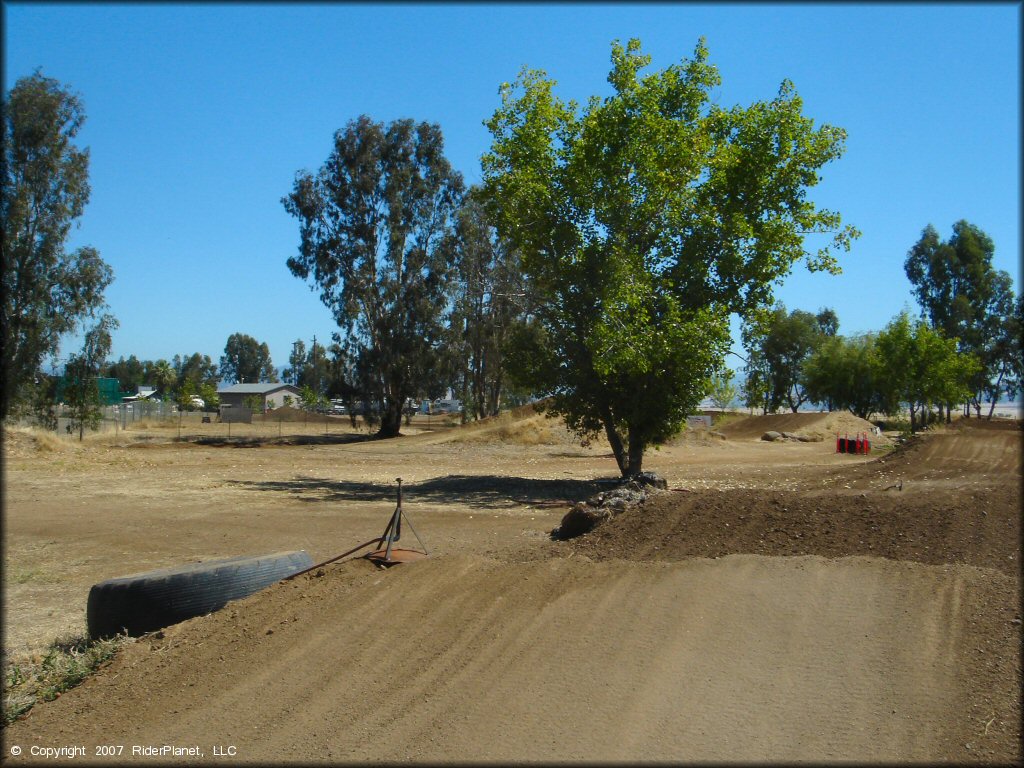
284;337;330;394
283;116;464;437
905;221;1016;419
284;340;306;385
448;187;527;420
483;38;858;476
219;333;276;384
2;71;113;418
173;352;218;391
741;304;836;413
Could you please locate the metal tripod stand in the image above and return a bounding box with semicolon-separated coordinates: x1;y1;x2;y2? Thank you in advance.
366;477;429;565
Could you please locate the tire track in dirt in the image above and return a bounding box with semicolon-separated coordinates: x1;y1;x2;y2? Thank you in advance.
6;553;1010;763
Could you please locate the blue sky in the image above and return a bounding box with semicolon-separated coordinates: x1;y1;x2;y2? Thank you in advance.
4;2;1020;375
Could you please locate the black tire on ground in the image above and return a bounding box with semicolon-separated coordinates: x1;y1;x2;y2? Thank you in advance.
87;550;313;639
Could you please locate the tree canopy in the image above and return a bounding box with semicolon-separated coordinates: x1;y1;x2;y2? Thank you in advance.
905;221;1017;417
482;38;858;476
448;187;527;421
742;304;836;414
219;332;277;384
2;71;114;419
801;332;887;419
283;116;464;437
874;312;979;432
63;313;117;440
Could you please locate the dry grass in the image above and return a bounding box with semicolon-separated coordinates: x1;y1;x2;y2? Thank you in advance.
2;633;131;725
3;426;69;455
444;409;565;446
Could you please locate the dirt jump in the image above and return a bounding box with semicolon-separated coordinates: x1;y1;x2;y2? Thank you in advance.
3;413;1020;764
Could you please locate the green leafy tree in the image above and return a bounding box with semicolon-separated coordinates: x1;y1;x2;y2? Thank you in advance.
104;355;146;393
283;339;306;385
904;221;1016;419
483;38;858;475
707;368;738;411
198;381;219;411
283;116;464;437
174;379;196;437
815;308;840;338
742;304;835;413
984;294;1022;416
243;394;264;414
303;338;330;393
2;71;114;419
173;352;218;392
285;337;341;395
219;332;277;384
297;384;326;413
802;333;887;419
175;379;197;411
874;312;979;432
63;314;117;440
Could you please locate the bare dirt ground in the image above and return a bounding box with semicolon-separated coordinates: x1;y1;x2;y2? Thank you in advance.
2;409;1021;764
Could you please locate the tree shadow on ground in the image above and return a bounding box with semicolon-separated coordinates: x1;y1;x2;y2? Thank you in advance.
226;474;614;509
190;433;374;448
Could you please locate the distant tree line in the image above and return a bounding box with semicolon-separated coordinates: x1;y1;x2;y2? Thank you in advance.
740;221;1021;433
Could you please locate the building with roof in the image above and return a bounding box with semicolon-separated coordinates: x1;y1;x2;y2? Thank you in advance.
216;382;302;412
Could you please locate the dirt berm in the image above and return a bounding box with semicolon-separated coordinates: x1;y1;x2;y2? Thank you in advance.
3;419;1020;764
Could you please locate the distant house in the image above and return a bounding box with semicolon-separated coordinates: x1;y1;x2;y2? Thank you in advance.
217;383;302;413
122;385;160;403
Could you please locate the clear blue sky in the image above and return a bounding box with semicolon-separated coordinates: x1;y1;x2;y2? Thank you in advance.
4;2;1020;374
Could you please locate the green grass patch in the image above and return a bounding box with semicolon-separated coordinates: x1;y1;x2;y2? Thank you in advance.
11;569;40;584
3;633;130;724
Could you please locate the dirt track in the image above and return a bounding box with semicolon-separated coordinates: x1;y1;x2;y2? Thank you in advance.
2;413;1021;763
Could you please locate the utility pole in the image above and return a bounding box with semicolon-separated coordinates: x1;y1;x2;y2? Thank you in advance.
312;335;319;398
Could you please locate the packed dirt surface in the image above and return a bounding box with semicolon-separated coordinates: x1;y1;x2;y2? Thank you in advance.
3;411;1021;763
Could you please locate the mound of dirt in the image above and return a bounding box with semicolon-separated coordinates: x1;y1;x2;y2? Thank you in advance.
717;411;890;445
574;420;1019;570
872;419;1022;477
570;478;1020;573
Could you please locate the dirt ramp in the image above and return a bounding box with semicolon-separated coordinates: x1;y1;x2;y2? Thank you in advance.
6;554;1018;763
717;411;882;443
876;420;1023;478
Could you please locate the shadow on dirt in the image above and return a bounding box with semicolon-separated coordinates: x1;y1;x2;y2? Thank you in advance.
190;434;374;448
227;474;610;509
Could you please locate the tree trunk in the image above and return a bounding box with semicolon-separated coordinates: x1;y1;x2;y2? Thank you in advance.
602;419;628;476
626;430;645;477
377;400;403;438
